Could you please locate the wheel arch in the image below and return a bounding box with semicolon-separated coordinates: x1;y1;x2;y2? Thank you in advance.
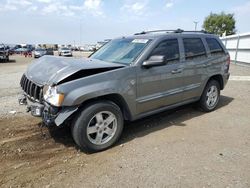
207;74;224;90
78;93;132;121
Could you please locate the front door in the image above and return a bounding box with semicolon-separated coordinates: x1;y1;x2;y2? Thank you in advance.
136;38;184;114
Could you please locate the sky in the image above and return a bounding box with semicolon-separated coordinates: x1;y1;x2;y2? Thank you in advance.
0;0;249;45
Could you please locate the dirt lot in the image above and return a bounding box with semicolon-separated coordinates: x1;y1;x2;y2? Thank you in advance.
0;54;250;188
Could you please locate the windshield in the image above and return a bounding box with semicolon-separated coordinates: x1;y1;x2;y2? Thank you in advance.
91;38;151;65
61;48;69;50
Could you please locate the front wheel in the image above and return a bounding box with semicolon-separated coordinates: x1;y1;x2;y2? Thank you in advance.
199;80;220;112
72;101;124;152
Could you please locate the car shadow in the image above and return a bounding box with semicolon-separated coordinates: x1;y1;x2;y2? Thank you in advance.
43;95;234;152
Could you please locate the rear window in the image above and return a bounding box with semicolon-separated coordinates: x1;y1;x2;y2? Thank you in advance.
183;38;206;60
206;38;224;54
150;39;180;62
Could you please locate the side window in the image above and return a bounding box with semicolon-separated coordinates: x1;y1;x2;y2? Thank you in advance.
150;39;180;63
183;38;206;60
206;38;224;55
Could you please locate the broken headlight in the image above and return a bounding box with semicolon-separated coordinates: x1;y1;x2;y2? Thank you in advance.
43;85;64;107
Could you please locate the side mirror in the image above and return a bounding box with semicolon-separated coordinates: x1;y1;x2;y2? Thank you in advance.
142;55;166;68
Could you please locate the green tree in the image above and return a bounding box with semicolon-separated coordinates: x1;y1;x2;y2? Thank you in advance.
203;12;236;36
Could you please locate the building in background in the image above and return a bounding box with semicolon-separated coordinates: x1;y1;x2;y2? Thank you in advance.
221;33;250;66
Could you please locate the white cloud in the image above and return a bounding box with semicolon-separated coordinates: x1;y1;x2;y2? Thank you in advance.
0;0;32;12
36;0;52;3
41;1;76;17
165;0;174;8
121;0;148;16
84;0;101;10
0;0;104;17
41;0;104;17
13;0;32;6
42;3;59;13
83;0;104;16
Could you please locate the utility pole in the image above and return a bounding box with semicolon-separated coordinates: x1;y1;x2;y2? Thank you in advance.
80;19;82;46
193;21;198;31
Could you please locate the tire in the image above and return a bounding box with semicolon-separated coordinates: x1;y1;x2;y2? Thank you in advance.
199;80;220;112
71;101;124;152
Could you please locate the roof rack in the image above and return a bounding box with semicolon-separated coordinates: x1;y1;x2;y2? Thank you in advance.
134;29;211;35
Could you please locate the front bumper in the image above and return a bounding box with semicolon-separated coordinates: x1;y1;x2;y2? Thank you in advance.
61;52;72;56
18;94;77;126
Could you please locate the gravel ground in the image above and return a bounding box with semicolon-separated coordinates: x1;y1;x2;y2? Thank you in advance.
0;55;250;187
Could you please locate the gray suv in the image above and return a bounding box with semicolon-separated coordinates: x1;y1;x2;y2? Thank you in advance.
19;29;230;152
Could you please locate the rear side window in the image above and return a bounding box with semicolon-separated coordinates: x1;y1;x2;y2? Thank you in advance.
150;39;180;62
183;38;206;60
206;38;224;55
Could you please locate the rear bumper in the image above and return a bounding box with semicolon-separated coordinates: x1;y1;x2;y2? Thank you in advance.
223;72;230;88
18;94;77;126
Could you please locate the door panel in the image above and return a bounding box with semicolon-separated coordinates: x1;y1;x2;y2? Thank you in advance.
181;58;209;101
181;38;208;101
136;63;184;114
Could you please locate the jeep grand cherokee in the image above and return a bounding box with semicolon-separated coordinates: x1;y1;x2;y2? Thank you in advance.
19;29;230;152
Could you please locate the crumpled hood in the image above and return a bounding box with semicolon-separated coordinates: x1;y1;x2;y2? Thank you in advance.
26;55;125;85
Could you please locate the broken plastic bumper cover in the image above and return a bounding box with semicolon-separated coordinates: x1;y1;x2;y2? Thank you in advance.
18;94;78;126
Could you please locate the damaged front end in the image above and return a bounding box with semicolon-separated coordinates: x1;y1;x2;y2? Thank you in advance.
19;74;77;126
18;56;126;126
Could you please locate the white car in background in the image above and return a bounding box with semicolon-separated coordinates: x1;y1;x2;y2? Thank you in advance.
58;47;72;57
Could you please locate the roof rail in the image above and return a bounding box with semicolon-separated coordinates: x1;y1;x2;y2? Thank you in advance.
134;29;211;35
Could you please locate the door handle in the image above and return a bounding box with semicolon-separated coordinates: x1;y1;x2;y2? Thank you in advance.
171;69;182;74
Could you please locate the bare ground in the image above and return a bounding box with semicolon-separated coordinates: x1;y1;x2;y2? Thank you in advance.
0;55;250;188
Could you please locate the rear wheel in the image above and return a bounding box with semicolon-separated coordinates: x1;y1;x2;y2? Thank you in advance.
72;101;124;152
199;80;220;112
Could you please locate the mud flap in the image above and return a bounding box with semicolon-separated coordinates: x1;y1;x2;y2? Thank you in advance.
54;106;78;126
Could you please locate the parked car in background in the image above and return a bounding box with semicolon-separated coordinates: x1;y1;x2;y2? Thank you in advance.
14;48;32;54
34;48;54;58
34;48;47;58
58;47;72;57
9;45;22;55
46;48;54;56
19;29;230;152
0;44;9;62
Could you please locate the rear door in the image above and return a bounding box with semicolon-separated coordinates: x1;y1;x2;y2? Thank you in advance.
136;38;185;114
181;37;209;101
205;37;229;74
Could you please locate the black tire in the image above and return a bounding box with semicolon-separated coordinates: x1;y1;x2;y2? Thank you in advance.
71;101;124;152
199;80;220;112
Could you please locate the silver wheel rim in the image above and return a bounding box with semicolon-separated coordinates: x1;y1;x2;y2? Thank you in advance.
206;85;218;108
87;111;117;145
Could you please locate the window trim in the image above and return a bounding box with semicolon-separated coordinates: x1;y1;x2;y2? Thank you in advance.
147;38;180;63
183;37;207;60
205;37;225;55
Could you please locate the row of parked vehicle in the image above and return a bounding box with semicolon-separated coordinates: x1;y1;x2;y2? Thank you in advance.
0;43;73;61
34;47;73;58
